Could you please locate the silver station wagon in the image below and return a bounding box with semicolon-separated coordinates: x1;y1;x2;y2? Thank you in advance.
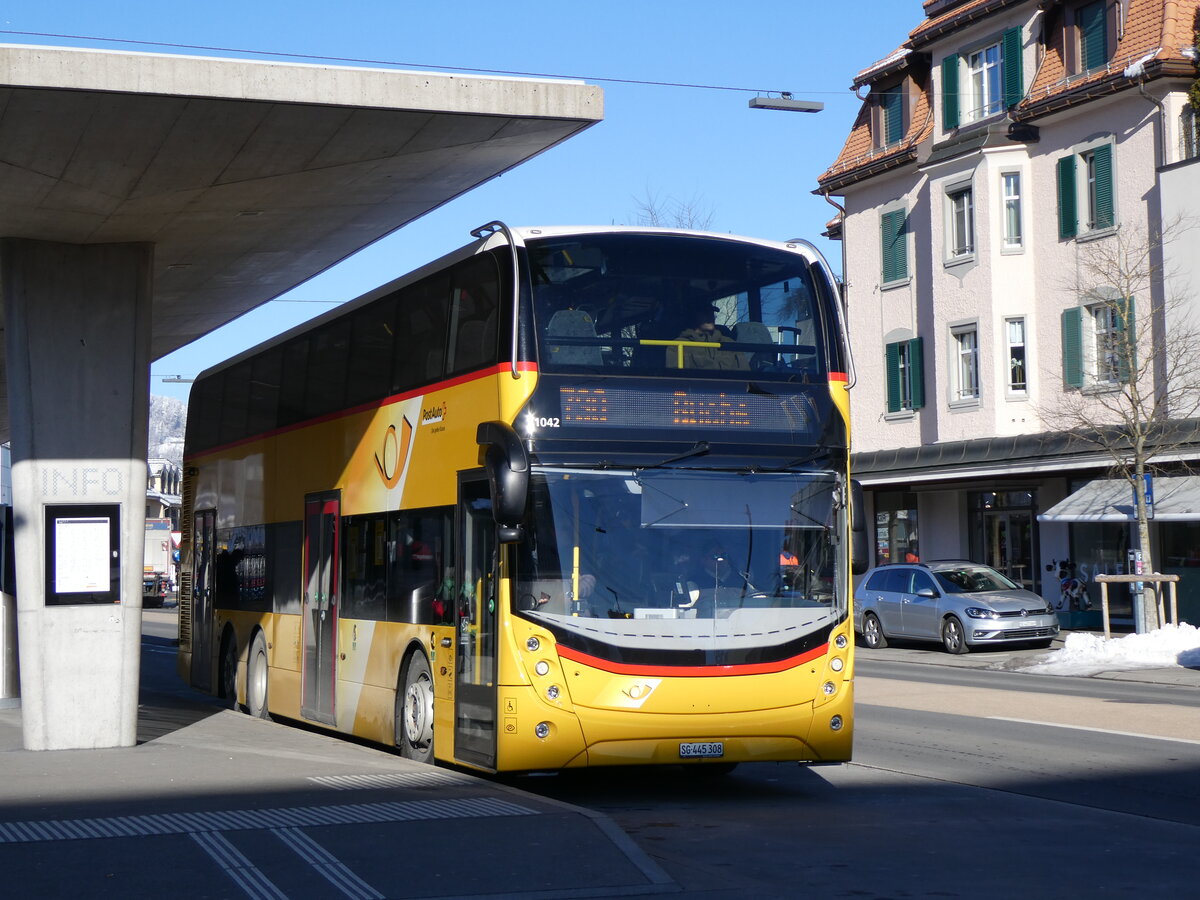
854;560;1060;654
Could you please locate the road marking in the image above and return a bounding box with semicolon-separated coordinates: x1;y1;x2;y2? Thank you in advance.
989;717;1200;746
308;771;471;791
190;830;288;900
273;827;383;900
0;797;536;844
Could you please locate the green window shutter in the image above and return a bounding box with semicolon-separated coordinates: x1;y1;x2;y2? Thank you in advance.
908;337;925;410
1092;143;1114;229
1116;296;1136;382
881;209;907;283
942;54;960;130
1061;307;1083;389
1057;156;1078;239
1079;1;1107;70
886;342;902;413
884;90;903;145
1002;27;1024;109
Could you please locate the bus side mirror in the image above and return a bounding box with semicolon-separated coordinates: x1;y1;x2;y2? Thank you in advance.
476;421;528;543
850;479;869;575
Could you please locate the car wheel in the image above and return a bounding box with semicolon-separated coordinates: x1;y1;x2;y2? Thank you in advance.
396;652;434;763
861;612;888;649
220;633;240;710
247;632;270;719
941;616;969;655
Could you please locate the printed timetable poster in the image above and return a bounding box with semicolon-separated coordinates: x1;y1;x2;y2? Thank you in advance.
44;504;121;605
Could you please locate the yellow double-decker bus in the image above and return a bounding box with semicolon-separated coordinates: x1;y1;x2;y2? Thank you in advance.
178;223;864;773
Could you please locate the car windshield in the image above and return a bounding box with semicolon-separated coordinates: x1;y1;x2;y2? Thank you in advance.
934;566;1018;594
527;232;833;380
513;467;845;654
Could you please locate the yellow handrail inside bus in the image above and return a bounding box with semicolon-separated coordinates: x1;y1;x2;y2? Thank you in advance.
640;338;724;368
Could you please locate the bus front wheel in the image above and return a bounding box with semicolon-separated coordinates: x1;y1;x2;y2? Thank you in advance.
397;653;434;763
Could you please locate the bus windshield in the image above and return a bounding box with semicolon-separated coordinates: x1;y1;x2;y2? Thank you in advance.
527;232;835;379
514;468;844;658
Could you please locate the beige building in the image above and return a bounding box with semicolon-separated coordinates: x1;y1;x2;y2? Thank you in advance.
146;458;182;528
818;0;1200;624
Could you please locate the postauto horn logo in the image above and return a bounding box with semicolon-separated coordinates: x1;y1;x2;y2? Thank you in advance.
374;417;413;490
421;403;446;426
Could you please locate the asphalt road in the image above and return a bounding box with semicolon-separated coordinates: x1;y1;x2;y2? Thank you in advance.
139;606;1200;898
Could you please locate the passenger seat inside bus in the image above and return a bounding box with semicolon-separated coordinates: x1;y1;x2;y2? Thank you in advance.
546;308;603;367
733;321;775;370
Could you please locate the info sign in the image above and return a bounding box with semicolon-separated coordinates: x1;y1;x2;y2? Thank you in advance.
44;504;121;605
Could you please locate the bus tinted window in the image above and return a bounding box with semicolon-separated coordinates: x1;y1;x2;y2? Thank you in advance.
527;233;830;379
247;348;282;436
393;273;450;392
278;337;310;427
446;254;500;376
304;318;351;418
346;299;397;407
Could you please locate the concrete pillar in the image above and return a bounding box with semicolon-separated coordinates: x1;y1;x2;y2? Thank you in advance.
2;239;153;750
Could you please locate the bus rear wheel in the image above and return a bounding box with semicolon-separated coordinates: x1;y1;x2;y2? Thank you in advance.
247;632;270;719
220;633;239;711
397;653;434;763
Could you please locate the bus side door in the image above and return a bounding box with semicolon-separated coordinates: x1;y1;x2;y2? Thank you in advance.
301;491;340;726
190;508;216;692
454;477;498;771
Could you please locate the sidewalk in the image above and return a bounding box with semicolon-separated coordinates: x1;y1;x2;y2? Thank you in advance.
0;647;674;899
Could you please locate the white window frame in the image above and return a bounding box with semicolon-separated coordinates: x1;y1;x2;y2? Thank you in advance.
950;322;980;404
966;42;1003;122
1089;302;1121;385
1001;170;1023;252
946;182;975;262
1005;316;1028;396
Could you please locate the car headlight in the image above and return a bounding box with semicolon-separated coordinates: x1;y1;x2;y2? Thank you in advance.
965;607;999;619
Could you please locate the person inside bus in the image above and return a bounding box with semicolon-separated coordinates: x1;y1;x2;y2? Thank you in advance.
667;304;744;370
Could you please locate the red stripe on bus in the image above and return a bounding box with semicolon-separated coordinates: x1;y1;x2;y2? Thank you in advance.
186;361;539;461
829;372;847;382
555;642;828;677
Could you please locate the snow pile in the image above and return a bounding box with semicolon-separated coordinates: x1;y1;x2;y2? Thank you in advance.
1020;623;1200;676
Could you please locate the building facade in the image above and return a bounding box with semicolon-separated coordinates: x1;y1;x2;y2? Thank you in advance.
146;458;182;528
818;0;1200;624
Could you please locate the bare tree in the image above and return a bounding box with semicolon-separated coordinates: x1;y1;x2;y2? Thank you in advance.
1045;218;1200;630
631;189;715;231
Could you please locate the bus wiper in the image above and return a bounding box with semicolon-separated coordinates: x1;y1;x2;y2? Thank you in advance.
644;441;710;469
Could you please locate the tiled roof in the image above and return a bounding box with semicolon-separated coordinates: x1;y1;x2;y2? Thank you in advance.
1023;0;1199;115
818;0;1200;192
853;47;913;87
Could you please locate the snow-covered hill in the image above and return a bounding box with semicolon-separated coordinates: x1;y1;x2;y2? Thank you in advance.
149;395;186;464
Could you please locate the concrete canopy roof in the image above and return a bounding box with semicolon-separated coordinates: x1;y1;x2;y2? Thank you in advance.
0;43;603;362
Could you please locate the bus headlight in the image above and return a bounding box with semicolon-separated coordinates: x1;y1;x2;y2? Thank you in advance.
526;636;540;651
834;634;848;649
535;722;551;739
547;685;560;700
534;660;550;676
830;657;844;672
830;715;844;731
823;681;836;695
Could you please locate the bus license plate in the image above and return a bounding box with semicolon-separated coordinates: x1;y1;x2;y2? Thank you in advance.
679;741;724;759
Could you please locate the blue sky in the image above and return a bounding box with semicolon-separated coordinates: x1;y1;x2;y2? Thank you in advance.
8;1;923;403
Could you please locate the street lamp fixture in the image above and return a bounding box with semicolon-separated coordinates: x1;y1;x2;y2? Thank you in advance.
749;94;824;113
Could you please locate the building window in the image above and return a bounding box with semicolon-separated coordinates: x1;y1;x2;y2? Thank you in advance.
947;185;975;260
967;43;1002;121
940;27;1023;130
880;207;909;284
1077;0;1109;72
1002;172;1023;250
952;325;980;402
1056;142;1114;239
1060;298;1135;390
1182;105;1200;161
1006;317;1027;393
874;85;906;149
885;337;924;413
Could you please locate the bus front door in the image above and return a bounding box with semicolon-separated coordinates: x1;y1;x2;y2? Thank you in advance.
190;509;216;692
301;492;340;726
454;478;498;770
